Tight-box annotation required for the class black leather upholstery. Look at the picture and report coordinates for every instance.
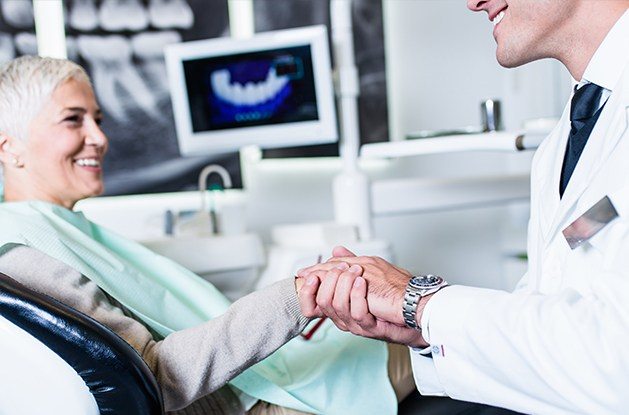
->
[0,272,164,415]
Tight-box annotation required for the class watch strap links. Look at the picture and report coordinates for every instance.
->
[402,275,447,331]
[403,290,421,330]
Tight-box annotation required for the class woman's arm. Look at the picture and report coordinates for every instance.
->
[149,277,310,409]
[0,245,310,411]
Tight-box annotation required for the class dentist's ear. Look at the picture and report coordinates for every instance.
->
[0,133,25,168]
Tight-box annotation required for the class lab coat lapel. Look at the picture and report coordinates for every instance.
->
[543,66,629,244]
[536,103,570,242]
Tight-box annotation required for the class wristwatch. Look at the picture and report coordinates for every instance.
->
[402,274,448,330]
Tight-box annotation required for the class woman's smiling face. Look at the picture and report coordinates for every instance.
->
[21,78,108,208]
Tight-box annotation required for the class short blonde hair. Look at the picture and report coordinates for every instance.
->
[0,55,90,142]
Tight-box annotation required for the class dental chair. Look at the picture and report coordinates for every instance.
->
[0,271,164,415]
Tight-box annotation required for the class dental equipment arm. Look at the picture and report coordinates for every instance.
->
[360,131,547,159]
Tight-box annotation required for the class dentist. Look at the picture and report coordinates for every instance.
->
[299,0,629,413]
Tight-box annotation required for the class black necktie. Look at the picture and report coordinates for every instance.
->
[559,83,606,197]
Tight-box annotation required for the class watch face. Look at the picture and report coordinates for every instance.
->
[409,274,443,289]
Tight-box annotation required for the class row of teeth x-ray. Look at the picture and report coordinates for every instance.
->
[0,0,196,124]
[0,0,193,32]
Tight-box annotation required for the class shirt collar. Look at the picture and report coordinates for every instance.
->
[581,9,629,91]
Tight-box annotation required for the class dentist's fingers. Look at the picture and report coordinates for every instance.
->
[324,245,357,263]
[296,247,357,277]
[332,264,362,323]
[297,257,368,278]
[297,260,345,278]
[297,275,322,318]
[347,278,423,346]
[316,263,349,330]
[349,277,377,330]
[331,245,357,259]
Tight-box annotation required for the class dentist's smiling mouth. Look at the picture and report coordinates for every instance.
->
[493,9,506,26]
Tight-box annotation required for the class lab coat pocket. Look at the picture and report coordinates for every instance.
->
[560,218,628,296]
[587,215,629,272]
[589,185,629,271]
[572,183,629,263]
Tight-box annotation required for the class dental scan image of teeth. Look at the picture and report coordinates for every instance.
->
[184,46,319,133]
[253,0,389,160]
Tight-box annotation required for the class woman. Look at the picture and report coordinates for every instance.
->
[0,56,413,414]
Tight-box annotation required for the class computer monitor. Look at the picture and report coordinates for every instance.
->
[165,25,337,156]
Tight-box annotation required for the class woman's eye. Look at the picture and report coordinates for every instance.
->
[64,115,82,124]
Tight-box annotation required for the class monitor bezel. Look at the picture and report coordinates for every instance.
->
[165,25,337,156]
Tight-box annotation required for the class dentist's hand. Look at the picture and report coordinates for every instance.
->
[298,247,412,326]
[298,246,426,347]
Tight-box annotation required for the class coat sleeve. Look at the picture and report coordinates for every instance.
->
[411,276,629,415]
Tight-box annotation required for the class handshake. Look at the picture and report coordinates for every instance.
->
[296,246,433,349]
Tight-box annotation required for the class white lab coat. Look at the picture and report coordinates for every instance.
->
[410,18,629,415]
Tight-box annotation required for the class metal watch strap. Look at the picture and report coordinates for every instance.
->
[402,275,447,331]
[402,290,422,330]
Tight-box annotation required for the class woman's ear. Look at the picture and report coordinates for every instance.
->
[0,133,25,168]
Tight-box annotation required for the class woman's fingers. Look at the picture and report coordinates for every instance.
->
[297,275,321,318]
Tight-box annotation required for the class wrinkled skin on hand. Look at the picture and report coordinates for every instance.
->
[297,246,426,348]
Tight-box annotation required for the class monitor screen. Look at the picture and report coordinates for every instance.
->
[166,26,337,156]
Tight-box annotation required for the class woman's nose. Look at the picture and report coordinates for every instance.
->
[85,122,108,148]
